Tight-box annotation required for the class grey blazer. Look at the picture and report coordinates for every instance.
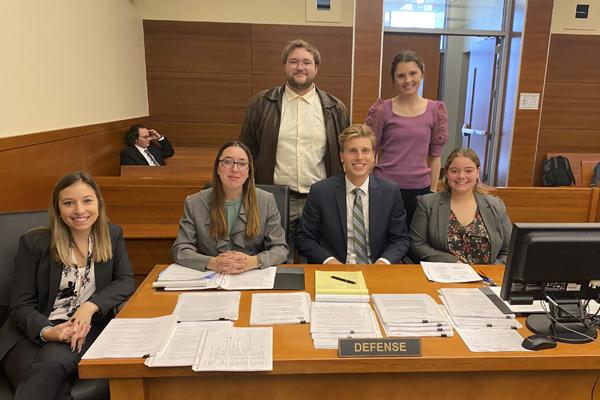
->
[410,192,512,264]
[172,188,289,270]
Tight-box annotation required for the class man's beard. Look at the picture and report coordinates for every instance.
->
[287,73,314,91]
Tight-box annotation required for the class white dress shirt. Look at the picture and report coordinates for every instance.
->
[273,85,327,193]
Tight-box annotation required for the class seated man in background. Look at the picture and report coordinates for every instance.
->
[296,124,410,264]
[120,124,174,166]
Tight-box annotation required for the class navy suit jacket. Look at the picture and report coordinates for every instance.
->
[295,174,410,264]
[120,137,175,166]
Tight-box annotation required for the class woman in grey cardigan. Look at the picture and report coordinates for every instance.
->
[172,141,288,273]
[410,148,512,264]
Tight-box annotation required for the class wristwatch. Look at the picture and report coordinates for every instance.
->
[39,325,53,342]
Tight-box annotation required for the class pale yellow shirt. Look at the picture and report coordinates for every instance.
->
[273,85,327,193]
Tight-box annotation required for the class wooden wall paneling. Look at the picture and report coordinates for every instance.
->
[0,138,83,211]
[0,118,146,212]
[80,129,124,176]
[101,184,196,224]
[148,121,240,147]
[250,25,353,77]
[352,0,384,122]
[506,0,553,186]
[147,71,252,122]
[143,20,252,74]
[380,33,441,101]
[545,34,600,83]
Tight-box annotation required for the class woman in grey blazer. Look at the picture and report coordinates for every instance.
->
[410,148,512,264]
[0,171,135,400]
[172,141,288,273]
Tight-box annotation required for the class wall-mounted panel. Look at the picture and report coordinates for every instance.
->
[144,21,252,74]
[147,72,252,122]
[546,34,600,82]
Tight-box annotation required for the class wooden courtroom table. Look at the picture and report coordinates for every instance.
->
[79,265,600,400]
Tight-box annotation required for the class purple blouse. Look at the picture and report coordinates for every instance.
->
[366,98,448,189]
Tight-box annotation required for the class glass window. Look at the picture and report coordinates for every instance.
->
[384,0,506,32]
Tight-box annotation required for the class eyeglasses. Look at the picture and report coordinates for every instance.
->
[287,59,314,68]
[219,159,249,171]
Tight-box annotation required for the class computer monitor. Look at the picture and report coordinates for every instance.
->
[500,223,600,343]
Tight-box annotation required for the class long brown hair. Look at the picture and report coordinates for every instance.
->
[441,148,488,194]
[209,141,260,239]
[49,171,112,267]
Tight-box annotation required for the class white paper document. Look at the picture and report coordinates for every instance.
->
[439,288,510,319]
[173,291,241,322]
[153,264,277,291]
[250,292,311,325]
[144,321,234,367]
[372,294,454,337]
[82,315,176,359]
[456,328,528,352]
[192,327,273,371]
[421,262,482,283]
[310,302,381,349]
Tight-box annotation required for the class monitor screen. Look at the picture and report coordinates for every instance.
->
[500,223,600,305]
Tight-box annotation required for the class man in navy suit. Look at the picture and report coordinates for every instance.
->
[120,124,175,166]
[296,124,410,264]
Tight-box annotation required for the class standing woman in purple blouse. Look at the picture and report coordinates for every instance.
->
[366,50,448,224]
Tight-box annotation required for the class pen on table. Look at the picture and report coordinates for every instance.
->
[331,275,356,284]
[202,272,217,280]
[476,270,497,286]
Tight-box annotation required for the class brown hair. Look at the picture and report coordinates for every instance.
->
[281,39,321,66]
[390,49,425,79]
[338,123,375,151]
[441,148,488,194]
[49,171,112,267]
[209,141,260,240]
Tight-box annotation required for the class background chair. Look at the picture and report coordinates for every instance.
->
[256,184,292,263]
[0,211,109,400]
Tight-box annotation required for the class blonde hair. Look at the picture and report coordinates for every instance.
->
[441,148,488,194]
[209,141,260,240]
[49,171,112,267]
[338,123,375,151]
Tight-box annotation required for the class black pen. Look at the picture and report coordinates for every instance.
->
[331,275,356,284]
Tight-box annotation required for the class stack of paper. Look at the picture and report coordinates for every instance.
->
[314,270,369,302]
[439,288,526,352]
[421,262,482,283]
[310,302,382,349]
[192,326,273,372]
[153,263,278,291]
[173,292,241,321]
[83,316,273,371]
[250,292,311,325]
[371,294,453,337]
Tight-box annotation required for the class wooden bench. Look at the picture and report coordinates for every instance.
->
[164,146,217,167]
[96,178,600,281]
[581,160,600,188]
[547,152,600,187]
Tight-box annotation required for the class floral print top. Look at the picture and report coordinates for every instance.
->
[48,237,96,321]
[447,210,491,264]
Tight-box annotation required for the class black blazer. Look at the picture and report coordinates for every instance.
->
[0,224,135,362]
[120,137,175,166]
[295,174,411,264]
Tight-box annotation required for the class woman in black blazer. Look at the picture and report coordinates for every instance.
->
[0,171,135,400]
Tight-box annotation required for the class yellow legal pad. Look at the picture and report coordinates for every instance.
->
[314,270,369,296]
